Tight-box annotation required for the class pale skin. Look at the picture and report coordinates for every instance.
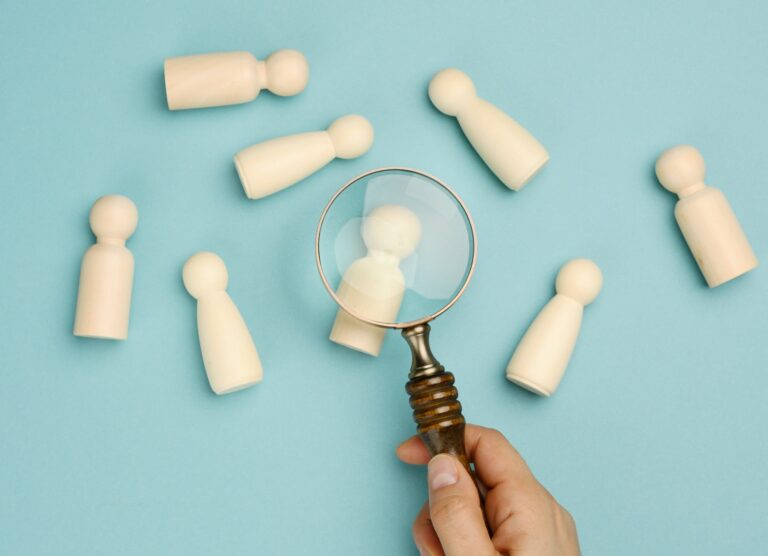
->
[396,425,580,556]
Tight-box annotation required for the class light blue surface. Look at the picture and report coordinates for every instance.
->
[1,1,766,554]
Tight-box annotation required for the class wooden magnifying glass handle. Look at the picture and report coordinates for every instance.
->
[403,324,472,477]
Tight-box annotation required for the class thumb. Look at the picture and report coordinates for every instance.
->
[427,454,496,556]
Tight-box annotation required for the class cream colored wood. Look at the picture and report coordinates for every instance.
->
[428,68,549,191]
[73,195,138,340]
[234,115,374,200]
[330,205,421,356]
[656,145,758,287]
[330,261,404,356]
[506,259,602,396]
[164,49,309,110]
[183,252,263,395]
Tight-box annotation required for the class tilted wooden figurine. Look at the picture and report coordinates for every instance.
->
[234,114,374,200]
[330,205,422,356]
[507,259,603,396]
[164,49,309,110]
[655,145,758,287]
[183,252,263,395]
[73,195,138,340]
[428,68,549,191]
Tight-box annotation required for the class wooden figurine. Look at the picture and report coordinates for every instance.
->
[330,205,422,356]
[428,68,549,191]
[183,252,263,394]
[164,49,309,110]
[655,145,758,287]
[234,114,374,200]
[74,195,138,340]
[506,259,603,396]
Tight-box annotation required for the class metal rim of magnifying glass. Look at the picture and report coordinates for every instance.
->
[315,166,478,330]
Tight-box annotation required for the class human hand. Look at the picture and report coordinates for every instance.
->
[396,424,580,556]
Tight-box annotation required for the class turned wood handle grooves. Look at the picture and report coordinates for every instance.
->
[407,373,461,428]
[403,324,470,473]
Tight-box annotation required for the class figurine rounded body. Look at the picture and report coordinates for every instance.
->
[506,295,582,396]
[330,255,406,356]
[675,186,758,287]
[183,252,263,394]
[74,242,134,339]
[73,195,138,340]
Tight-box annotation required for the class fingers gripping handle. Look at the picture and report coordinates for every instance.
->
[403,324,471,475]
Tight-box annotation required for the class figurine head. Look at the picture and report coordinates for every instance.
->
[655,145,706,197]
[265,49,310,96]
[362,205,422,260]
[183,251,229,299]
[555,259,603,305]
[327,115,375,159]
[428,68,477,116]
[90,194,138,242]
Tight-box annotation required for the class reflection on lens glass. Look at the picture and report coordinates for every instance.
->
[318,168,475,327]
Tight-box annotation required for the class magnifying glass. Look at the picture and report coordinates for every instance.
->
[315,167,477,473]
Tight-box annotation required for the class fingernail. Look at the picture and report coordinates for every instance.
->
[428,454,458,490]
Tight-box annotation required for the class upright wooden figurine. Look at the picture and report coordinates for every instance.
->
[655,145,758,287]
[164,49,309,110]
[73,195,138,340]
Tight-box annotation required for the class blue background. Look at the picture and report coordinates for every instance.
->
[1,1,766,554]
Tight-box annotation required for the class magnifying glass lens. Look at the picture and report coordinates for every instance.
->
[317,168,475,328]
